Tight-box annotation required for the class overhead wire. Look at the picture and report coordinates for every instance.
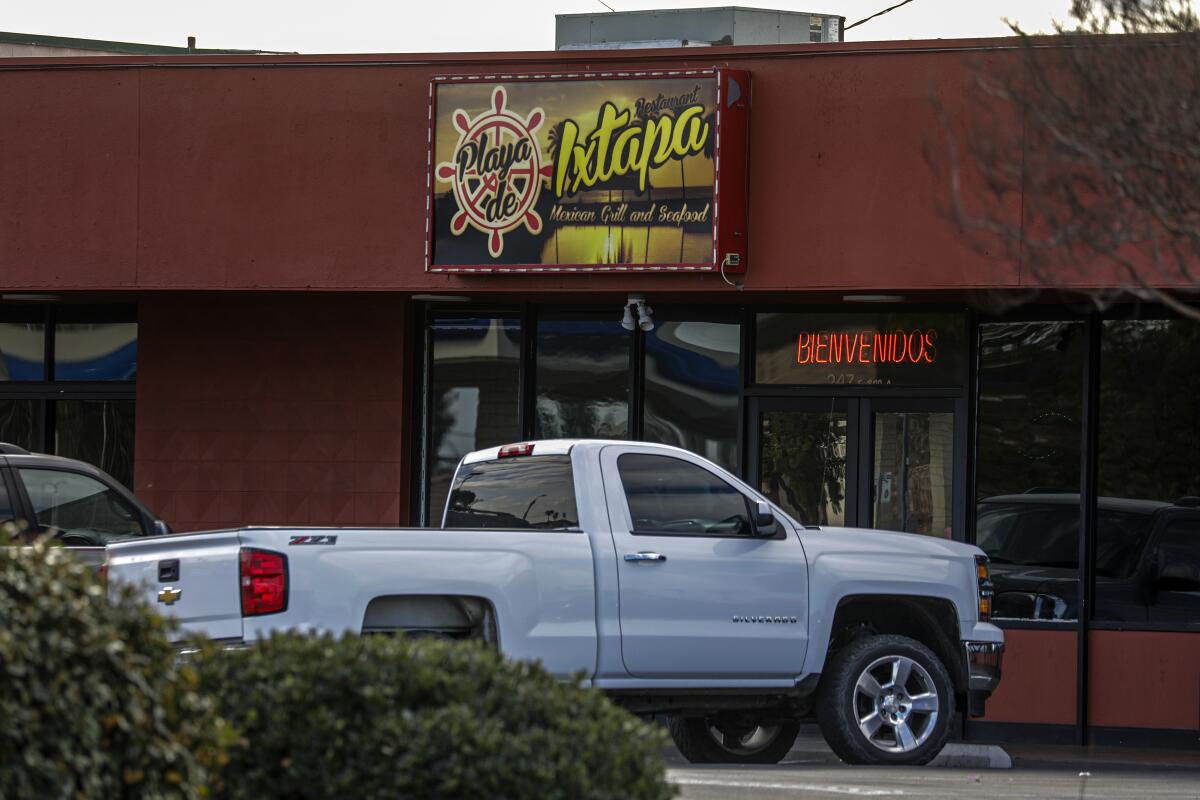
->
[846,0,920,31]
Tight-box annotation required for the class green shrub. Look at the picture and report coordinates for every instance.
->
[193,633,676,800]
[0,539,223,799]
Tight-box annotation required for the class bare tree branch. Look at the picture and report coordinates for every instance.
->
[933,0,1200,319]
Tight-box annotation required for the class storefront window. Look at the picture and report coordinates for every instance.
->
[643,318,740,472]
[0,307,46,381]
[55,399,136,487]
[534,317,629,439]
[426,317,522,523]
[1096,319,1200,623]
[54,306,138,380]
[975,321,1085,620]
[0,305,136,485]
[0,399,38,452]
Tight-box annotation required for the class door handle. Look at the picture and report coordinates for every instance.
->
[624,552,667,563]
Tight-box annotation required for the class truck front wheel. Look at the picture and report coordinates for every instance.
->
[816,633,954,765]
[667,716,799,764]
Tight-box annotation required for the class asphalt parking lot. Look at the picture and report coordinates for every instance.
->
[665,728,1200,799]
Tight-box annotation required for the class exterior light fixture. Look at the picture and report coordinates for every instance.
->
[621,295,654,332]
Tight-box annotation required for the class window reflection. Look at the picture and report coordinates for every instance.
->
[975,321,1085,620]
[643,319,740,472]
[0,399,38,452]
[0,306,46,381]
[535,318,629,439]
[1096,319,1200,623]
[445,455,579,530]
[427,318,522,523]
[55,399,136,487]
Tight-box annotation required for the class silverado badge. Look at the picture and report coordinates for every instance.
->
[157,586,182,606]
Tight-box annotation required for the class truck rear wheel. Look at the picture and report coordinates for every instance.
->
[667,715,799,764]
[816,633,954,765]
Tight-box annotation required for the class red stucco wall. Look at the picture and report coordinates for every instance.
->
[133,295,409,532]
[0,41,1032,294]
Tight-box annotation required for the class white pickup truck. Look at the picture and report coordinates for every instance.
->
[107,439,1003,766]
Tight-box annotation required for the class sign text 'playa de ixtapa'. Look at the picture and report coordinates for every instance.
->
[426,69,750,273]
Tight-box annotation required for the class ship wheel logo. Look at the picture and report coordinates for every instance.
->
[436,86,553,258]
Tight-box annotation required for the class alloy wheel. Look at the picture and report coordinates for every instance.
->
[852,654,939,754]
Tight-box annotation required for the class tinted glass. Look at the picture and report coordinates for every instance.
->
[534,318,629,439]
[0,306,46,381]
[427,317,522,523]
[618,453,752,536]
[759,407,847,526]
[0,475,17,540]
[0,399,39,452]
[873,411,954,537]
[974,322,1085,620]
[53,306,137,380]
[644,319,740,472]
[1147,514,1200,623]
[756,312,966,387]
[55,399,136,488]
[445,456,578,530]
[18,468,145,546]
[1096,319,1200,623]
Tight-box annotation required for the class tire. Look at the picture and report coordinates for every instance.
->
[816,634,954,766]
[667,715,800,764]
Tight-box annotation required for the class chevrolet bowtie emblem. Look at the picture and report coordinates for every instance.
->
[157,586,182,606]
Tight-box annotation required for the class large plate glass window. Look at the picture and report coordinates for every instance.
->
[534,317,629,439]
[0,305,137,487]
[1096,319,1200,623]
[426,316,522,523]
[974,321,1085,621]
[643,316,741,472]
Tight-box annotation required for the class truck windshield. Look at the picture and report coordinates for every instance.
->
[444,455,579,531]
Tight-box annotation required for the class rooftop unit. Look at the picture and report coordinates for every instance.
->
[556,6,844,50]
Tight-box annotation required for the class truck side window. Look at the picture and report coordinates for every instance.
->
[618,453,752,537]
[17,468,145,546]
[444,455,579,531]
[0,476,19,543]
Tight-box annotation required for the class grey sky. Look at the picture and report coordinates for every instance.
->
[3,1,1075,54]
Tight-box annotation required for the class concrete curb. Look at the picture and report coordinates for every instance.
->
[929,743,1013,769]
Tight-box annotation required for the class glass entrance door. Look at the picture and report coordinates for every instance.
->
[755,398,852,527]
[749,398,962,537]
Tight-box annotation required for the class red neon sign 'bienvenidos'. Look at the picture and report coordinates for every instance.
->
[797,330,939,365]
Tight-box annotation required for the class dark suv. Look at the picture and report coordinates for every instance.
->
[976,493,1200,624]
[0,443,168,566]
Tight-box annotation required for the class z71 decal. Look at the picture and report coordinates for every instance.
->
[289,535,338,546]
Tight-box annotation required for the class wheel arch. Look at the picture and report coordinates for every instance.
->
[360,594,499,645]
[816,594,967,698]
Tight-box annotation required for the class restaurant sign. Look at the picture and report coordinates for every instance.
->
[426,69,750,273]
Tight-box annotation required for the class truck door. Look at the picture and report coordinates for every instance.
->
[600,445,808,680]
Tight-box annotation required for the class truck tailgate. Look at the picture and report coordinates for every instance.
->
[106,531,243,642]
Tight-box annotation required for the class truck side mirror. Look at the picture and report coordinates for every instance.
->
[754,501,778,536]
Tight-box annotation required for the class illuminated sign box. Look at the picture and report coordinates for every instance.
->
[425,69,750,273]
[755,313,967,386]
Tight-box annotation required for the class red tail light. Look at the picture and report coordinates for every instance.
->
[498,442,535,458]
[240,548,288,616]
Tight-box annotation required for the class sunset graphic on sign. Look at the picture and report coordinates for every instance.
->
[429,73,719,270]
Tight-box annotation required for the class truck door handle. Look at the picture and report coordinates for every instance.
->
[624,552,667,563]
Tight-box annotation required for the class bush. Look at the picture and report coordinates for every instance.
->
[193,633,676,800]
[0,539,222,799]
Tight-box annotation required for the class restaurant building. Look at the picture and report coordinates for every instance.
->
[0,34,1196,747]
